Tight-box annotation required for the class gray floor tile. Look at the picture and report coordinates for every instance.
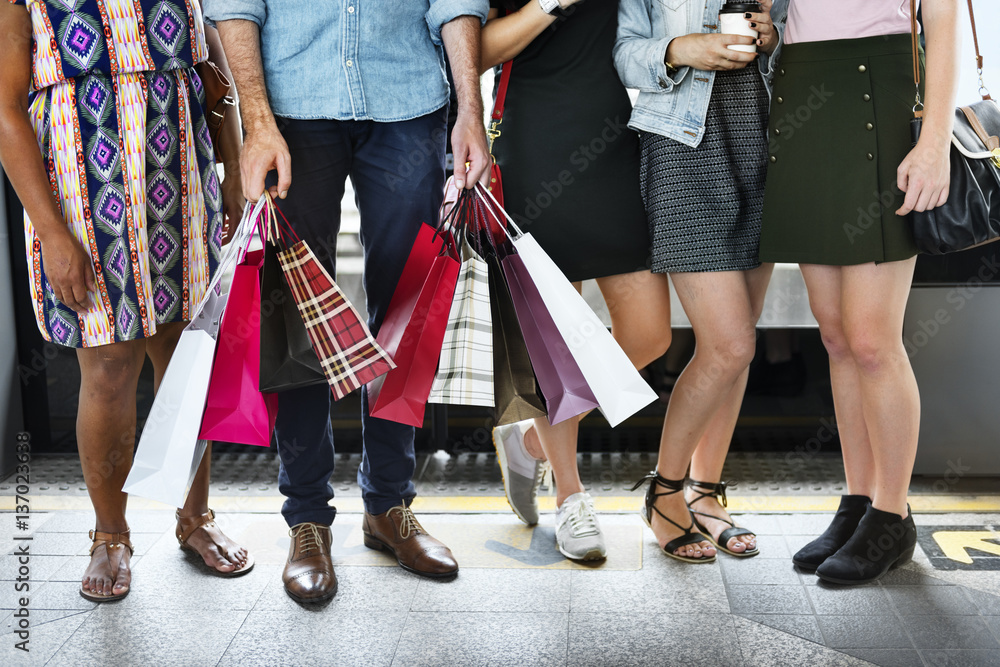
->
[411,568,570,613]
[27,581,100,611]
[779,514,838,536]
[878,567,951,586]
[784,534,815,557]
[806,585,895,615]
[1,608,90,635]
[395,612,567,667]
[252,565,419,612]
[568,613,739,667]
[0,611,88,667]
[733,616,872,667]
[726,585,811,615]
[884,585,980,616]
[902,615,999,650]
[815,615,912,649]
[219,609,407,667]
[106,558,275,611]
[47,607,247,667]
[570,567,728,614]
[743,534,790,559]
[964,588,1000,615]
[918,650,1000,667]
[732,513,783,536]
[0,554,70,582]
[718,556,801,586]
[738,614,824,644]
[5,533,88,557]
[840,648,921,667]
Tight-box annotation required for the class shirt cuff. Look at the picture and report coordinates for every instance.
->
[426,0,490,46]
[203,0,266,27]
[653,37,690,92]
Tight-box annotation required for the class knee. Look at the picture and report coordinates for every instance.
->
[704,330,757,375]
[843,328,897,376]
[81,348,143,403]
[632,329,672,370]
[813,310,851,361]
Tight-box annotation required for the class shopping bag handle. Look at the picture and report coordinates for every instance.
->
[475,184,523,240]
[261,192,302,249]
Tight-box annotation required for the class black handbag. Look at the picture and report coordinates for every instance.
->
[258,241,327,393]
[908,0,1000,255]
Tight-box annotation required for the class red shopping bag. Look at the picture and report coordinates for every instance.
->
[199,247,279,447]
[368,223,462,426]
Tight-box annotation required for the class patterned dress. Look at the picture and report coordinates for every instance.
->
[10,0,223,348]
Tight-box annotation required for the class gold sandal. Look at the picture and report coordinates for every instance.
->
[80,529,133,603]
[175,509,254,577]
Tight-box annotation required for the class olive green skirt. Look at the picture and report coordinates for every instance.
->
[759,34,924,265]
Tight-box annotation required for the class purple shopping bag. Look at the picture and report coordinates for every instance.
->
[501,252,600,425]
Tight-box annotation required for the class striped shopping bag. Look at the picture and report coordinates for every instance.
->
[427,234,493,407]
[267,198,394,400]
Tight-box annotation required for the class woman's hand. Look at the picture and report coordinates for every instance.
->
[220,166,245,245]
[749,0,777,54]
[39,227,97,314]
[666,33,758,71]
[896,138,951,215]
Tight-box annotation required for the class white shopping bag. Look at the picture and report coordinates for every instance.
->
[123,199,264,506]
[476,186,657,427]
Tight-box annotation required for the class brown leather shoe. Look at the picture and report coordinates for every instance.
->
[362,505,458,578]
[283,523,337,603]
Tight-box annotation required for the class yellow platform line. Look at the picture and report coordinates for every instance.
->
[4,495,1000,513]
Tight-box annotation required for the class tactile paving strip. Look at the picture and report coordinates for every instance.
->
[6,452,996,497]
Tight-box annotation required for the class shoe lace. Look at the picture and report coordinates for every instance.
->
[389,506,424,540]
[563,497,600,538]
[289,523,325,555]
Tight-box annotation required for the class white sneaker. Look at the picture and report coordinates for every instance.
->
[492,420,548,526]
[555,492,606,561]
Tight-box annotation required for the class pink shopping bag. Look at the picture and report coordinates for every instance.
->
[199,247,279,447]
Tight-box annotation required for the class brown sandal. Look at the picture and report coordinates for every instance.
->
[175,509,254,577]
[80,529,133,603]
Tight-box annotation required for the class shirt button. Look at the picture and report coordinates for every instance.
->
[866,153,874,160]
[346,59,353,67]
[658,77,667,88]
[866,123,874,131]
[863,93,871,101]
[347,5,354,12]
[776,96,783,104]
[858,65,867,73]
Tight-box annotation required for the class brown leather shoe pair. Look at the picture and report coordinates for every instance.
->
[363,505,458,578]
[283,522,337,603]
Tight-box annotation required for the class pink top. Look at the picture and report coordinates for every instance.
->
[785,0,919,45]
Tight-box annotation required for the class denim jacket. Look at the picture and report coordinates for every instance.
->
[203,0,489,122]
[614,0,788,147]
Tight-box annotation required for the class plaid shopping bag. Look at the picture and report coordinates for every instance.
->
[267,199,394,400]
[428,234,493,407]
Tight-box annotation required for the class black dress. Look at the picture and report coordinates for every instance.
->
[490,0,649,282]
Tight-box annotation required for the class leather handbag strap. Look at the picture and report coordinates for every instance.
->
[910,0,991,108]
[491,60,512,123]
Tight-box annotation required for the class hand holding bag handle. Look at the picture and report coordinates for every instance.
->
[908,0,1000,254]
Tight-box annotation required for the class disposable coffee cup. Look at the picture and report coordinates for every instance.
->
[719,1,761,53]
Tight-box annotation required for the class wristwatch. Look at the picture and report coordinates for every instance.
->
[538,0,560,14]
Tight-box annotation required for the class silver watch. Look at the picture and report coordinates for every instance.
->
[538,0,560,14]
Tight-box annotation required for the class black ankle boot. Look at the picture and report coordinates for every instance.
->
[815,505,917,585]
[792,495,870,571]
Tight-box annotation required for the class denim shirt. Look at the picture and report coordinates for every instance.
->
[614,0,788,147]
[203,0,489,122]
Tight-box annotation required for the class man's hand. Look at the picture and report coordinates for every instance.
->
[452,113,490,189]
[240,122,291,203]
[39,228,97,314]
[440,15,490,190]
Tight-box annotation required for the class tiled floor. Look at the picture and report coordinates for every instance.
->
[2,508,1000,666]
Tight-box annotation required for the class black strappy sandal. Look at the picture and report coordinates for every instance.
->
[686,480,759,558]
[630,471,716,564]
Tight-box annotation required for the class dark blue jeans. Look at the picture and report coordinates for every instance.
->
[269,107,448,526]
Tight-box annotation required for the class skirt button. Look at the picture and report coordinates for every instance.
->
[858,65,867,73]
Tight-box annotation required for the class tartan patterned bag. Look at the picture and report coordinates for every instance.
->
[267,198,394,401]
[427,232,493,407]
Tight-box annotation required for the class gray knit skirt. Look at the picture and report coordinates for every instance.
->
[640,65,770,273]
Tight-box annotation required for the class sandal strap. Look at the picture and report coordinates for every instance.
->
[718,526,755,546]
[664,530,712,555]
[88,528,133,555]
[632,470,699,535]
[691,508,737,529]
[687,479,728,507]
[175,509,217,546]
